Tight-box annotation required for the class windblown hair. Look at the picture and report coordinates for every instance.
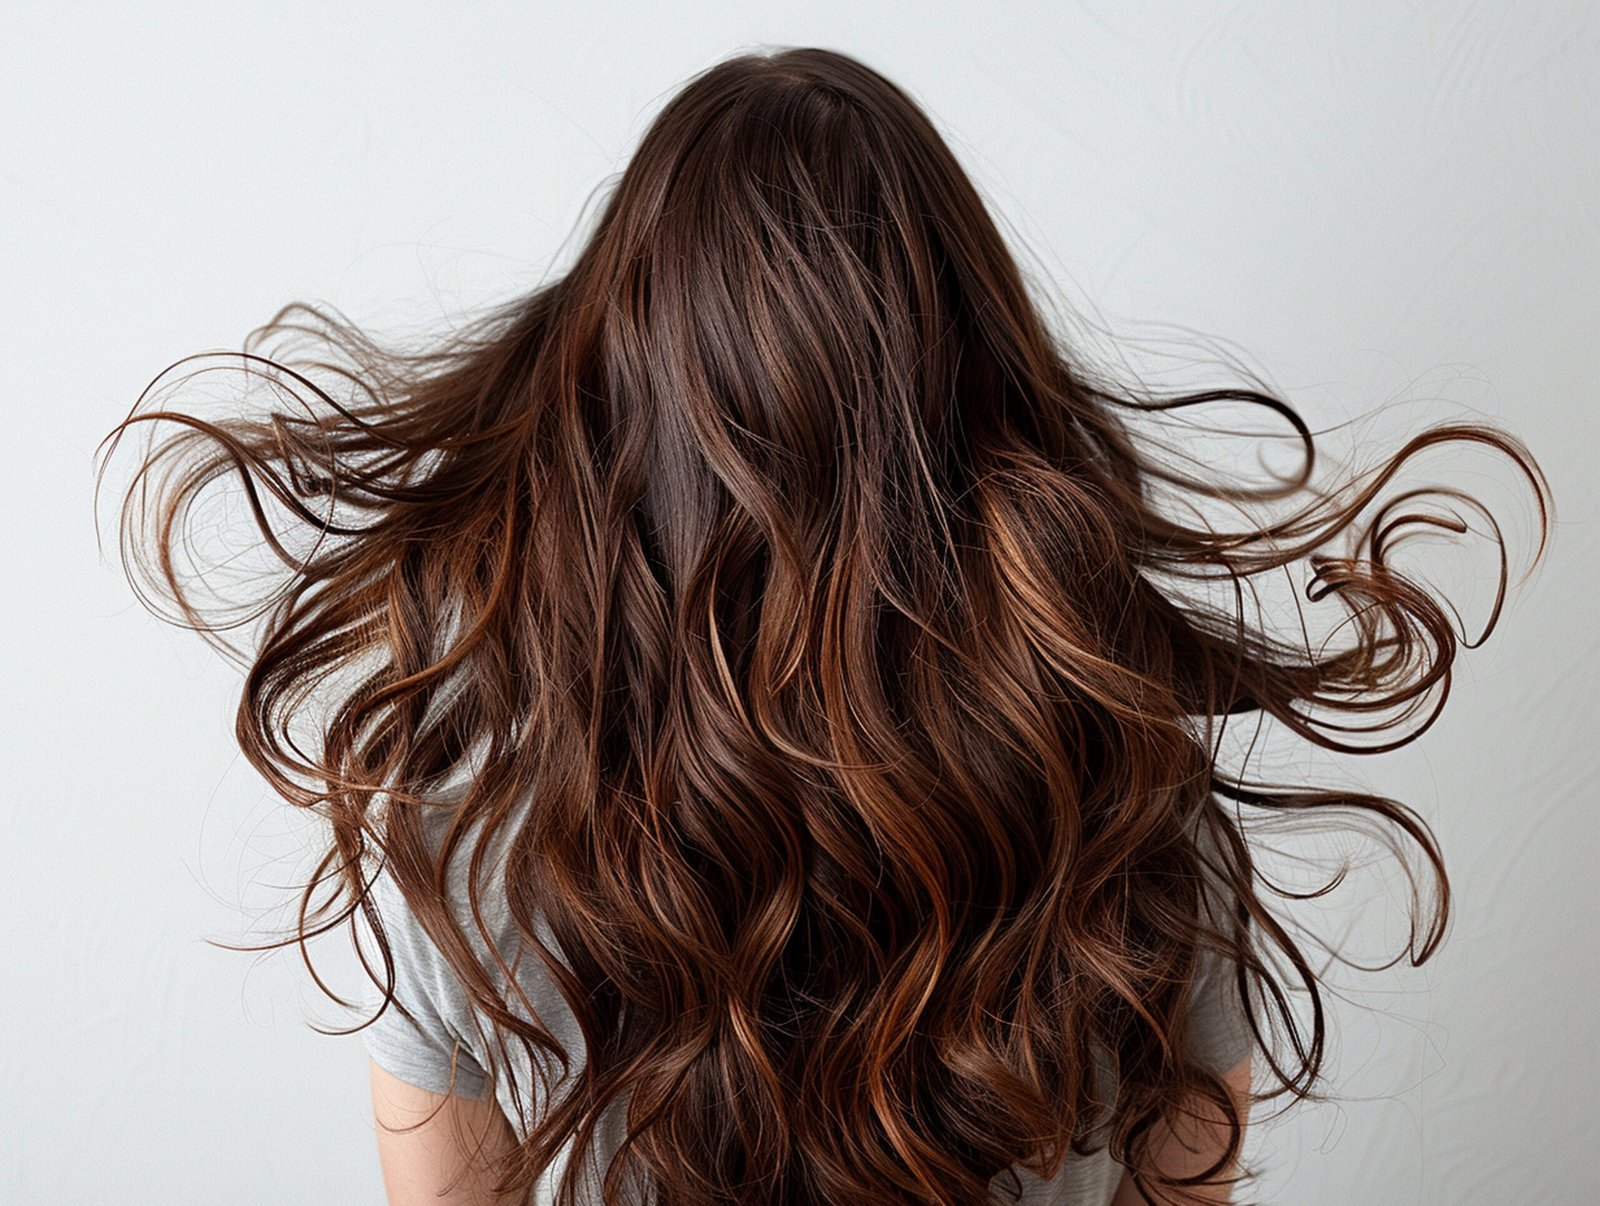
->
[95,46,1551,1206]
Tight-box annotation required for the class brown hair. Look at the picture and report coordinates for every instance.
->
[94,46,1552,1205]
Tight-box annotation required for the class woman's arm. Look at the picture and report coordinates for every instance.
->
[369,1059,522,1205]
[1110,1052,1253,1205]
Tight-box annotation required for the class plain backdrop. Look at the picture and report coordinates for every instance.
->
[4,3,1595,1203]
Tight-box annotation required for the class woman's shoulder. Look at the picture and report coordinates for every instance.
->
[367,788,584,1071]
[374,786,551,986]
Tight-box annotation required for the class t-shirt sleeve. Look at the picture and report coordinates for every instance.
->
[1185,932,1255,1074]
[359,860,492,1100]
[1183,816,1256,1075]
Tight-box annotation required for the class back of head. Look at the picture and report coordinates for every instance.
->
[97,45,1552,1206]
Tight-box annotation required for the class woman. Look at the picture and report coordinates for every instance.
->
[96,46,1551,1206]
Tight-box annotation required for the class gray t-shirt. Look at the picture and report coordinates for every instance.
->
[360,800,1254,1205]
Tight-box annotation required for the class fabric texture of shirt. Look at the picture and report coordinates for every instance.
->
[359,797,1255,1205]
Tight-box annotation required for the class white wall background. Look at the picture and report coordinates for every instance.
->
[4,2,1594,1202]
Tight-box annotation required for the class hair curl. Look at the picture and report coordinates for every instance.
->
[94,46,1552,1206]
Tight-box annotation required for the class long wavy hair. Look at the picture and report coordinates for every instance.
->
[95,46,1552,1206]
